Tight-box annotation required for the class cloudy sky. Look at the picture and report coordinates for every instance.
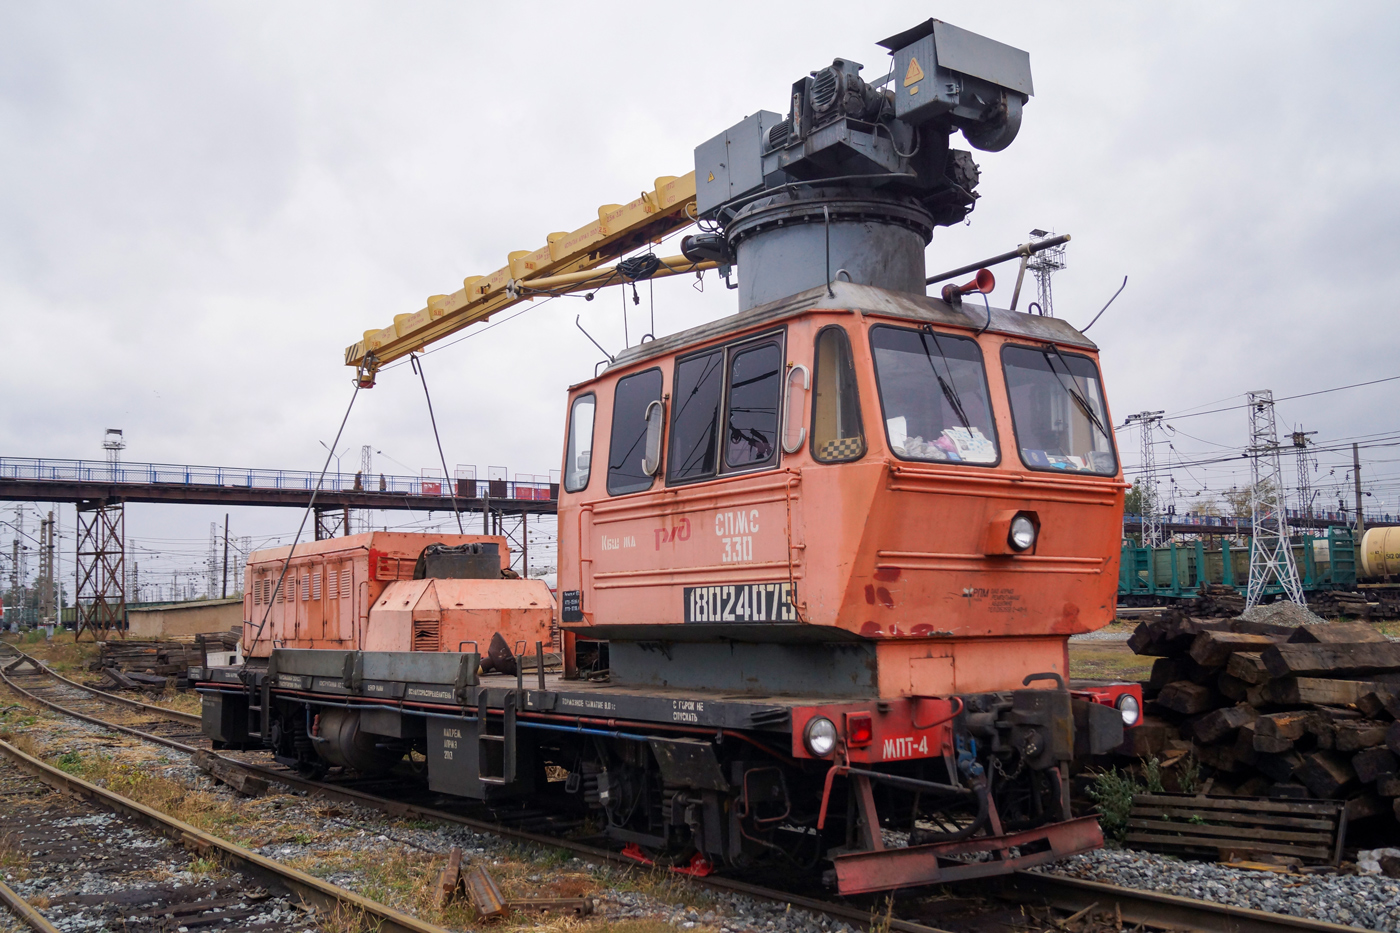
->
[2,2,1399,590]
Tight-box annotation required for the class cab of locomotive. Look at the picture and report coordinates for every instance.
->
[555,283,1125,696]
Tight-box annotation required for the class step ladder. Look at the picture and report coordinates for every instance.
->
[475,687,516,786]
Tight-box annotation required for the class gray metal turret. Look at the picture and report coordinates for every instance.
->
[683,19,1033,310]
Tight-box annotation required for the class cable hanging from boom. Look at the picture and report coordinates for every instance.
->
[411,353,465,534]
[240,379,362,666]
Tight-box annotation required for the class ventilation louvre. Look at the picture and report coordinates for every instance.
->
[412,618,441,652]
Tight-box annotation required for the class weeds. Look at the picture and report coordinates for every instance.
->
[1086,767,1140,842]
[870,894,896,933]
[0,834,28,881]
[322,901,376,933]
[189,856,221,875]
[1140,756,1165,793]
[49,751,247,834]
[1178,754,1201,795]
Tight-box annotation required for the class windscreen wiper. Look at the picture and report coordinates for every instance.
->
[918,325,972,430]
[1040,345,1111,444]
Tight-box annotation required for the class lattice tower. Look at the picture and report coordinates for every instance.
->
[355,445,374,534]
[76,499,125,639]
[8,508,21,604]
[207,522,220,598]
[1291,428,1317,528]
[1124,411,1164,546]
[1026,228,1067,317]
[38,512,55,622]
[1246,391,1305,608]
[103,428,125,469]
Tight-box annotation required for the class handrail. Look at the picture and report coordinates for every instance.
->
[0,457,560,500]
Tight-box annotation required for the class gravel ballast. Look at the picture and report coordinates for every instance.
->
[1044,848,1400,931]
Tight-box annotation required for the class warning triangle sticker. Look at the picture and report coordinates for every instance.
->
[707,171,715,182]
[903,56,924,87]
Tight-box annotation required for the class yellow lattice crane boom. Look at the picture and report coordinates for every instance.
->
[345,172,710,384]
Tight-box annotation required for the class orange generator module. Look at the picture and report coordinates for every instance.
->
[240,533,552,659]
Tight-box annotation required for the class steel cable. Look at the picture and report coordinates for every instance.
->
[410,353,465,533]
[240,380,361,665]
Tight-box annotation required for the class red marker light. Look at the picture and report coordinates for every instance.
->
[847,713,873,747]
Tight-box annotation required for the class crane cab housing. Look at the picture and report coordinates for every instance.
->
[558,280,1124,705]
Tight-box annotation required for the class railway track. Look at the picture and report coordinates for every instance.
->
[0,733,455,932]
[0,643,1368,933]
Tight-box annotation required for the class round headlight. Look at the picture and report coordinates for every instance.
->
[1009,515,1037,551]
[1117,693,1141,727]
[804,716,838,757]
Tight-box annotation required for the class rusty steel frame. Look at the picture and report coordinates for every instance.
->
[314,505,353,541]
[74,498,124,641]
[832,815,1104,894]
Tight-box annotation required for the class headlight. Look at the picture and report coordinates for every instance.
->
[804,716,838,757]
[1117,693,1141,727]
[1009,514,1037,551]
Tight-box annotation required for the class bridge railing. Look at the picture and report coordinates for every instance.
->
[0,457,560,501]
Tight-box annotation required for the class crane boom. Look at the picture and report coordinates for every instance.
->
[345,172,702,382]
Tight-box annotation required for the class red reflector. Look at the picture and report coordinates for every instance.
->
[847,713,873,747]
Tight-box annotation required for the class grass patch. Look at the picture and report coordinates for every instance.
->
[142,689,203,716]
[0,833,29,882]
[1068,642,1154,682]
[3,632,99,674]
[48,750,249,834]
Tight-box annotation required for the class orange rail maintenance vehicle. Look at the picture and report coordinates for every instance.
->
[197,18,1139,894]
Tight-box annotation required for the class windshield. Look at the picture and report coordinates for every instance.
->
[870,325,998,465]
[1002,344,1116,475]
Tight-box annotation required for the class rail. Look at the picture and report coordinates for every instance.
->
[0,457,559,501]
[1000,872,1361,933]
[0,875,59,933]
[0,737,456,933]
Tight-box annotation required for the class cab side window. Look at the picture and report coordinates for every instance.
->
[811,326,865,462]
[563,393,595,493]
[667,350,723,484]
[607,369,663,495]
[725,341,782,470]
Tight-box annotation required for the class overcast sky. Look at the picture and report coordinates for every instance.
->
[3,2,1399,589]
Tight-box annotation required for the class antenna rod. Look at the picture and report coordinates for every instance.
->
[926,234,1071,285]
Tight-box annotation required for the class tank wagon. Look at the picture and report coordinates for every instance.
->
[197,18,1140,894]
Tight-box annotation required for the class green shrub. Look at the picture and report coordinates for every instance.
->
[1087,767,1140,842]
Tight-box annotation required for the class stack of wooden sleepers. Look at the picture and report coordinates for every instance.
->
[1127,613,1400,827]
[89,640,202,691]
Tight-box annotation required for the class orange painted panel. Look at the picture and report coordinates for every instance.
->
[557,303,1125,696]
